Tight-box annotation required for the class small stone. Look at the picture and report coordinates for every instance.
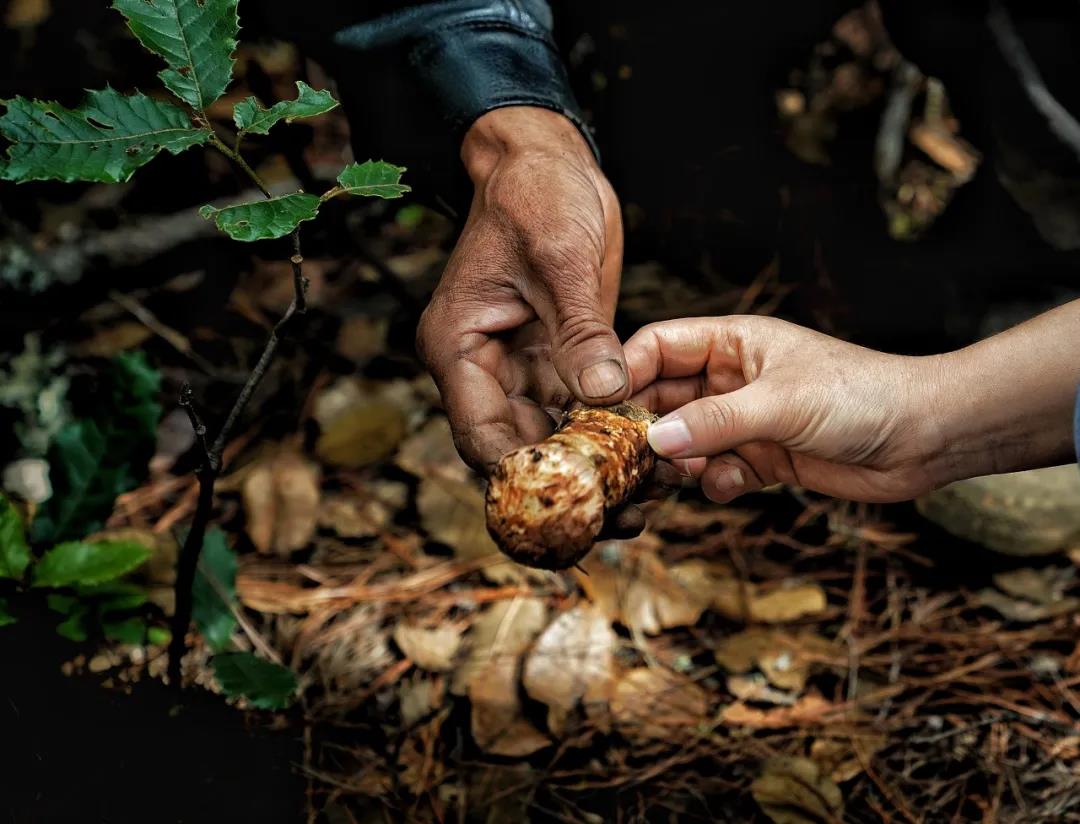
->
[917,465,1080,556]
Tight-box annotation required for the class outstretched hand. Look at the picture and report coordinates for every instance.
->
[417,107,628,473]
[624,316,948,503]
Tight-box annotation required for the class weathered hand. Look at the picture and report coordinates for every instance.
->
[418,107,627,472]
[624,316,948,503]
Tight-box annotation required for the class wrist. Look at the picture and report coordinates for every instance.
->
[462,106,597,185]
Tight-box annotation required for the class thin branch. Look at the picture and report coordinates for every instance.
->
[169,133,310,689]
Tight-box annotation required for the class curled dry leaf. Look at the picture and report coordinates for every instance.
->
[522,605,618,736]
[242,447,321,556]
[721,693,835,729]
[457,597,551,757]
[610,667,710,744]
[751,756,843,824]
[393,623,463,673]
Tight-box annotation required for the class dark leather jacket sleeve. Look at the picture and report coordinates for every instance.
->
[252,1,593,216]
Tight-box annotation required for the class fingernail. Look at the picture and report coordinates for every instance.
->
[579,360,626,399]
[648,415,692,456]
[713,465,745,494]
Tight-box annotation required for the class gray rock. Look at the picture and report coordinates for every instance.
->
[916,464,1080,556]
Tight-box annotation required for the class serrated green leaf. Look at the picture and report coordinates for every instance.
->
[200,192,320,241]
[233,81,338,136]
[192,528,236,653]
[325,160,410,200]
[56,605,90,641]
[0,494,30,581]
[112,0,239,110]
[33,352,161,544]
[33,540,150,588]
[0,598,16,628]
[212,652,296,710]
[0,89,209,184]
[103,615,147,645]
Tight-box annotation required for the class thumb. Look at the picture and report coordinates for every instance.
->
[539,279,629,405]
[647,382,781,459]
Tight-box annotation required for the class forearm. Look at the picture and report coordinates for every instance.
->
[924,299,1080,485]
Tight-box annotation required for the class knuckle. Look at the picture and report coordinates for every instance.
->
[552,311,613,352]
[695,397,737,442]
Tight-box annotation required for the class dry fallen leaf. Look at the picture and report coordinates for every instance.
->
[975,588,1080,623]
[749,583,828,624]
[242,447,321,556]
[810,733,886,783]
[393,623,463,672]
[395,416,471,484]
[715,629,836,693]
[993,566,1074,606]
[648,498,759,537]
[73,322,152,358]
[522,605,618,736]
[398,673,445,728]
[417,474,544,586]
[335,314,388,363]
[582,537,715,635]
[751,756,843,824]
[610,667,710,744]
[721,693,834,729]
[315,402,407,469]
[727,673,797,706]
[459,597,551,756]
[318,481,406,540]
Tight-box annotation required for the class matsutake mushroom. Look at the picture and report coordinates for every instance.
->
[485,402,657,569]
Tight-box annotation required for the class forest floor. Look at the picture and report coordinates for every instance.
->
[2,6,1079,823]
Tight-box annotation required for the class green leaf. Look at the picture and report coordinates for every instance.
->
[103,615,147,645]
[0,89,209,184]
[33,540,151,588]
[0,495,30,580]
[147,625,171,645]
[46,593,79,614]
[192,528,236,652]
[233,81,338,135]
[33,352,161,544]
[0,598,16,628]
[325,160,410,200]
[199,193,321,241]
[56,605,90,641]
[112,0,239,110]
[212,652,297,710]
[97,591,148,615]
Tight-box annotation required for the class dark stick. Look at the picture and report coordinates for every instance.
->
[167,140,308,689]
